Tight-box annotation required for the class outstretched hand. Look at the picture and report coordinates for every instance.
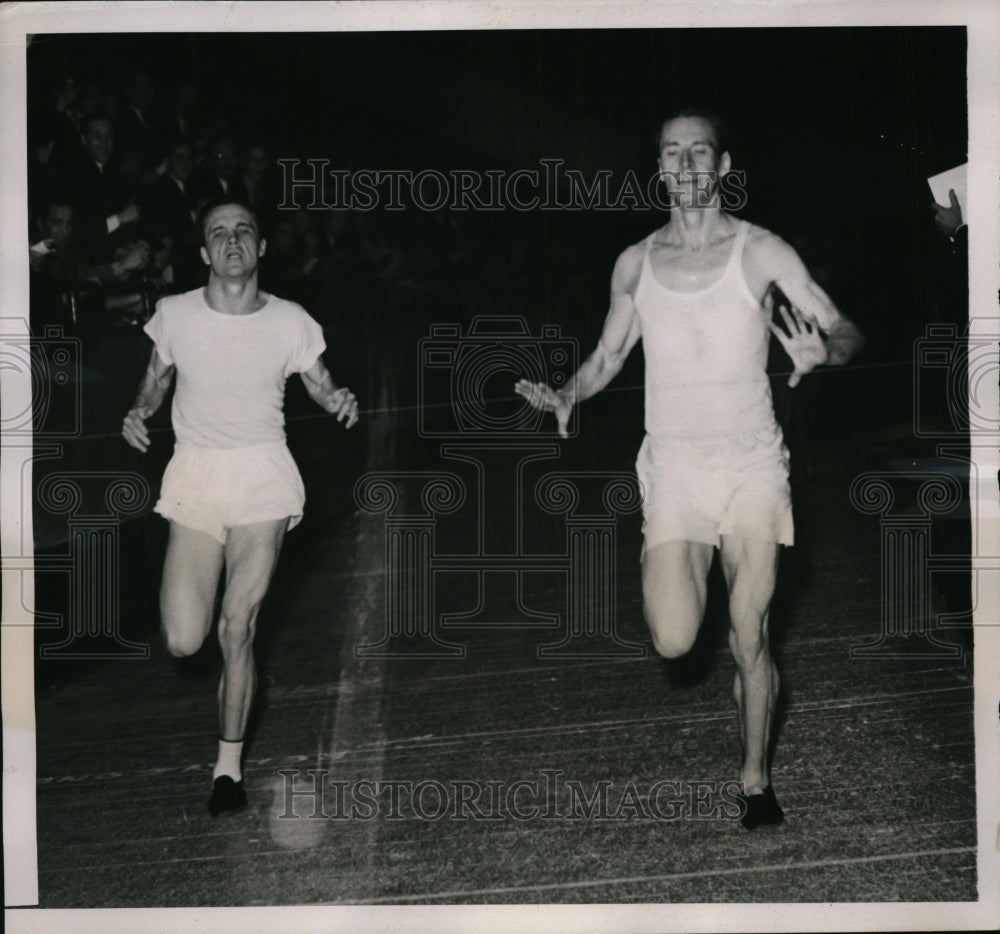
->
[768,303,828,388]
[330,386,359,428]
[514,379,573,438]
[122,406,152,452]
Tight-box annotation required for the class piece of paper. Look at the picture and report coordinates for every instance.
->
[928,162,967,211]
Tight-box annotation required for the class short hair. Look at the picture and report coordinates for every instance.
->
[656,108,730,156]
[81,111,114,135]
[206,131,237,153]
[196,196,259,245]
[164,135,195,157]
[241,139,270,157]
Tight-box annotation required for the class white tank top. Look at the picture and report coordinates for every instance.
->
[633,219,775,437]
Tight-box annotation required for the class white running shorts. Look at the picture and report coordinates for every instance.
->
[154,441,306,544]
[635,422,794,551]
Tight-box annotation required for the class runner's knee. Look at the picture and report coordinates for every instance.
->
[728,624,768,670]
[159,592,213,658]
[162,625,206,658]
[218,619,256,657]
[644,603,700,658]
[651,628,698,659]
[218,588,265,652]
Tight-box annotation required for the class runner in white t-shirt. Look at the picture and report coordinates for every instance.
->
[122,199,359,816]
[517,110,864,828]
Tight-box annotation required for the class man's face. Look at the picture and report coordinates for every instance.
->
[657,116,730,205]
[128,74,153,111]
[167,143,194,182]
[84,118,114,165]
[43,205,73,248]
[210,139,238,181]
[200,203,266,278]
[242,146,271,183]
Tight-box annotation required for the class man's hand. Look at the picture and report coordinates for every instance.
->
[118,203,141,227]
[514,379,573,438]
[114,241,151,278]
[330,386,359,428]
[29,240,53,272]
[932,188,964,239]
[122,405,152,452]
[768,303,828,388]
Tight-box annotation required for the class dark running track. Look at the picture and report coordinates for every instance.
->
[31,325,975,907]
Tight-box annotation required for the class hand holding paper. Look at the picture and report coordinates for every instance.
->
[928,164,967,239]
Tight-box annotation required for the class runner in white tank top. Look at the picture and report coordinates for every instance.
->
[517,110,864,829]
[634,217,774,438]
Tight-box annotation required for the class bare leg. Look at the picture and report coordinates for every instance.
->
[160,521,224,657]
[641,540,715,659]
[217,518,287,743]
[719,535,780,795]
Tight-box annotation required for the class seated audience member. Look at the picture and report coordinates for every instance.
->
[116,70,166,188]
[68,112,143,266]
[140,137,203,292]
[30,195,152,335]
[197,132,242,203]
[238,140,278,218]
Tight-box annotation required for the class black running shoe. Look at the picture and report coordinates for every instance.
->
[208,775,247,817]
[739,785,784,830]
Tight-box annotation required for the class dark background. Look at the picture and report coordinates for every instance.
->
[26,26,971,663]
[27,27,968,356]
[24,27,978,909]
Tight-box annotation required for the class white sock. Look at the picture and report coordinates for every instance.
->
[213,738,243,781]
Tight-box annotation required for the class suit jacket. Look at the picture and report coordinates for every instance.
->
[195,171,247,209]
[116,106,165,174]
[68,157,133,264]
[140,174,202,291]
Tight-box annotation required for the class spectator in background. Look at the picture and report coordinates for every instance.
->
[259,215,302,298]
[69,113,144,266]
[117,71,166,189]
[31,72,83,183]
[30,195,79,330]
[30,195,151,338]
[160,83,203,153]
[320,209,357,275]
[932,189,967,256]
[141,137,202,293]
[238,140,276,218]
[198,133,241,203]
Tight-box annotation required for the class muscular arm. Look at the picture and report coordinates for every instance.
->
[300,356,359,427]
[759,236,865,387]
[768,237,865,367]
[121,347,174,451]
[515,245,642,436]
[560,257,642,405]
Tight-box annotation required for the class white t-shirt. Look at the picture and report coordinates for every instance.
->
[144,287,326,448]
